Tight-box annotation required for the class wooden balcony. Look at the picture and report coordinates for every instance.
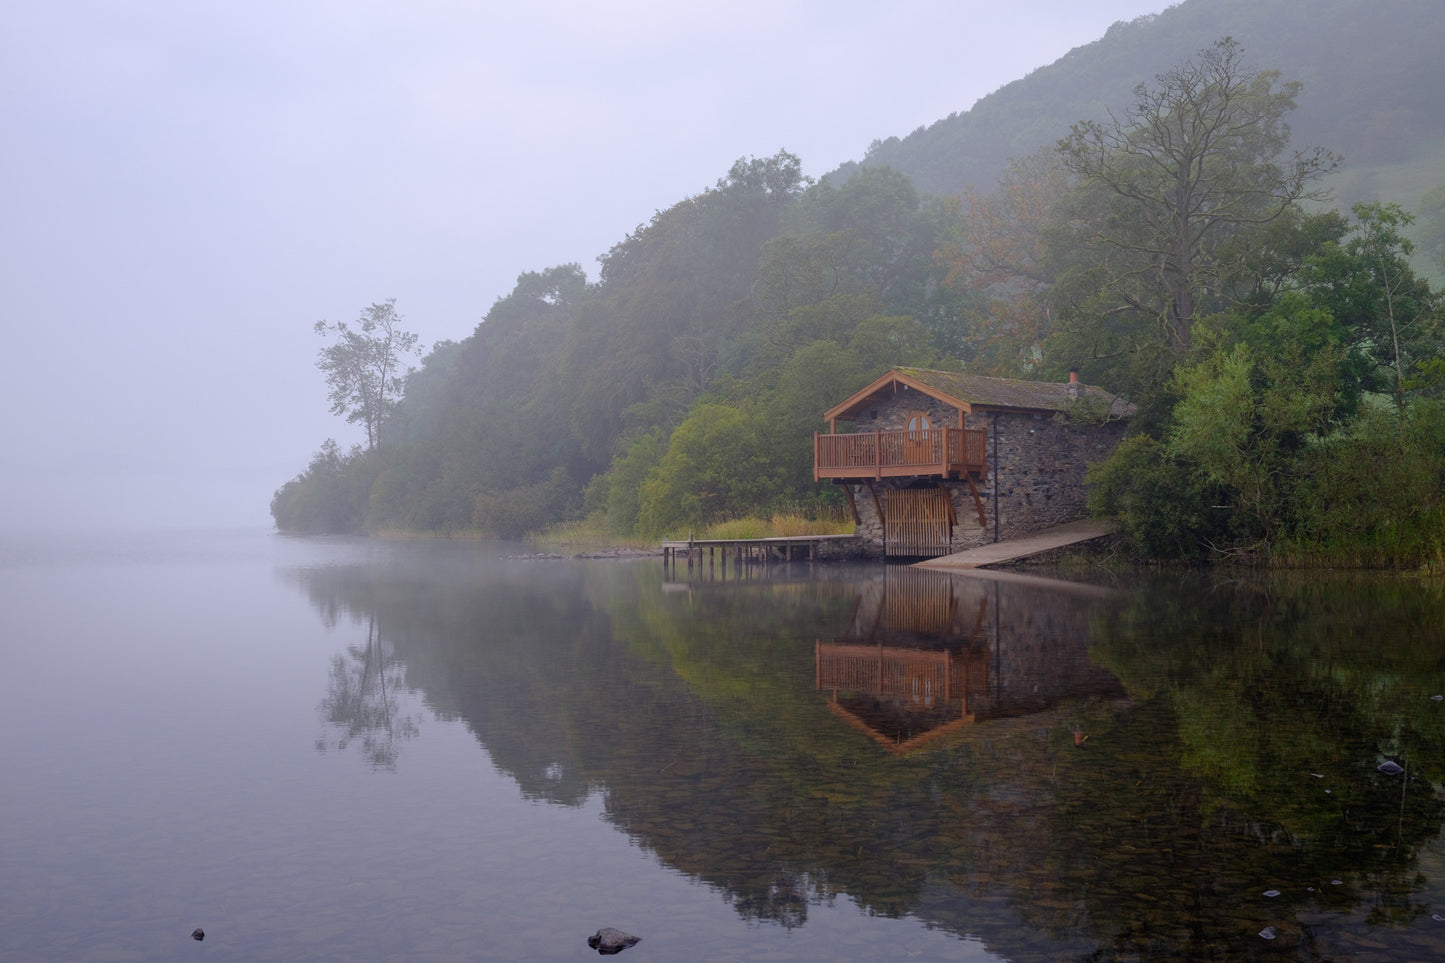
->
[814,427,988,481]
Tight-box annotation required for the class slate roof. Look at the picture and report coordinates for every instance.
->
[823,367,1135,421]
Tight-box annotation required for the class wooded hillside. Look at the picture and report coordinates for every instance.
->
[272,0,1445,565]
[848,0,1445,208]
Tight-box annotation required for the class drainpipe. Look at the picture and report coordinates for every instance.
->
[990,414,999,543]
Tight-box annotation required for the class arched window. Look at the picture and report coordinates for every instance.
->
[906,411,932,440]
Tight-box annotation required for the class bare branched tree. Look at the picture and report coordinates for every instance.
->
[1057,38,1339,354]
[314,299,422,453]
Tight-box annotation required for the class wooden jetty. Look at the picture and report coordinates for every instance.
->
[912,519,1111,570]
[658,520,1108,576]
[661,534,860,575]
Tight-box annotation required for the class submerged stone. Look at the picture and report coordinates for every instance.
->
[1259,926,1276,940]
[587,928,640,955]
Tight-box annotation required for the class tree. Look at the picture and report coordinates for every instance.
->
[1167,335,1341,547]
[314,299,421,453]
[1056,38,1338,356]
[1343,204,1441,423]
[269,438,371,534]
[636,405,780,535]
[936,147,1075,373]
[1298,203,1443,432]
[564,152,807,464]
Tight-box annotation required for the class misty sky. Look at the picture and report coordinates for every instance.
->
[2,0,1168,532]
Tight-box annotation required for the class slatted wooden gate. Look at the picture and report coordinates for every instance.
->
[881,489,952,557]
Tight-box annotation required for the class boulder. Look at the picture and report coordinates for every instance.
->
[587,927,640,954]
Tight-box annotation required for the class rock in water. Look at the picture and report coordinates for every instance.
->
[587,928,640,954]
[1378,760,1405,775]
[191,928,205,941]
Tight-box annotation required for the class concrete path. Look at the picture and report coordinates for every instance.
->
[913,519,1112,570]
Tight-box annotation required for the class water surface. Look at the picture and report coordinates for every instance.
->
[2,531,1443,961]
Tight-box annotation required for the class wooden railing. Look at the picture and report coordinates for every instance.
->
[814,427,987,480]
[816,643,958,705]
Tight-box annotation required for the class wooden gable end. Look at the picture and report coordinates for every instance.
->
[822,370,969,433]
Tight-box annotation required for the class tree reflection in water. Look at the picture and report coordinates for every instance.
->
[281,552,1445,960]
[315,612,422,769]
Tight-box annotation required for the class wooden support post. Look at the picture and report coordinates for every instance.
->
[963,474,986,527]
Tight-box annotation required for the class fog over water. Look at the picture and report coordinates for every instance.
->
[2,1,1168,532]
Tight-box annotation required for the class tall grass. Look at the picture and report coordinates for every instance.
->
[697,504,853,540]
[533,512,657,549]
[536,502,854,545]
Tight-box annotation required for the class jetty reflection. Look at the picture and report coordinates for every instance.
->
[818,568,1125,752]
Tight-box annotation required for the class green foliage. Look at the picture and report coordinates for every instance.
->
[472,466,580,540]
[636,405,782,536]
[270,440,375,534]
[1169,333,1341,542]
[1087,435,1223,560]
[1299,203,1444,422]
[847,314,936,372]
[755,340,872,498]
[1285,401,1445,565]
[1090,293,1445,565]
[603,431,664,536]
[566,152,809,462]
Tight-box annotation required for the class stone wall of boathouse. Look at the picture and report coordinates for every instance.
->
[843,408,1128,557]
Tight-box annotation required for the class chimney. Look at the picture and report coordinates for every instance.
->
[1067,367,1080,399]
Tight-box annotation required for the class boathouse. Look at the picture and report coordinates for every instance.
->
[814,366,1132,557]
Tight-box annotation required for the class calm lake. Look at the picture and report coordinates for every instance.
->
[3,531,1444,962]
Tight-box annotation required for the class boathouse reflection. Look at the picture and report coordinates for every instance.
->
[816,568,1125,752]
